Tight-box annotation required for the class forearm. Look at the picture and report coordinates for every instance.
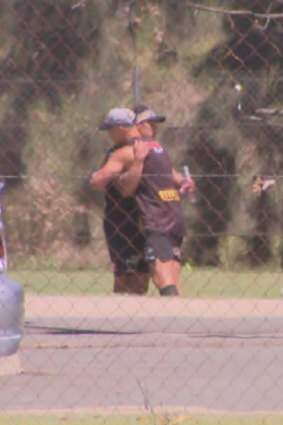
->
[172,168,196,195]
[172,169,184,187]
[90,170,114,190]
[117,158,144,196]
[90,145,133,191]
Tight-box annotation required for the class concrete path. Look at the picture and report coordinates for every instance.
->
[1,295,283,414]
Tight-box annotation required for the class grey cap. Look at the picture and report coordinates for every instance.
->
[99,108,135,131]
[135,108,166,124]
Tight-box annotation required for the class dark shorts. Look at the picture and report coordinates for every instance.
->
[144,230,183,264]
[105,229,149,277]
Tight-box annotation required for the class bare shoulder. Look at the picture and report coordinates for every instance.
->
[110,145,134,162]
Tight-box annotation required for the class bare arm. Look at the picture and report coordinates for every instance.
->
[172,168,196,194]
[172,169,184,187]
[90,146,133,190]
[116,140,150,197]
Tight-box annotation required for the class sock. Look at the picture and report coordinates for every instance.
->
[159,285,178,296]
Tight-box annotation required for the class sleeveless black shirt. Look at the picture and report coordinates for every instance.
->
[135,139,186,239]
[103,145,141,244]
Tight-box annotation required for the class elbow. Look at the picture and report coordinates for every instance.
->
[89,175,98,188]
[90,174,104,190]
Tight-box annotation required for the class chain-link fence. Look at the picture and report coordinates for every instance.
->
[1,1,283,423]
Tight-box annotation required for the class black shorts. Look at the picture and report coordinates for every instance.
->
[105,230,149,277]
[144,230,183,264]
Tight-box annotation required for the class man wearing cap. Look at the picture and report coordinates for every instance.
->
[133,104,192,194]
[126,104,195,194]
[92,106,195,296]
[90,108,150,295]
[118,105,195,296]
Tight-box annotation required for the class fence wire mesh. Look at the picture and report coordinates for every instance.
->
[1,0,283,423]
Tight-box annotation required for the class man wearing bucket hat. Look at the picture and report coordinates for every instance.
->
[90,108,150,295]
[91,105,195,296]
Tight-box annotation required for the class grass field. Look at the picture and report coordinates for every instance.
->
[2,413,283,425]
[7,267,283,298]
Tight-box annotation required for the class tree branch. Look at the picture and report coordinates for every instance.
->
[186,1,283,20]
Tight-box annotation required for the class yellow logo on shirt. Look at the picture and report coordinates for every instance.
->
[158,189,180,202]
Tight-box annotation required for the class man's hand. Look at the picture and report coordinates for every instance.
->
[179,177,196,195]
[252,177,276,195]
[133,140,150,163]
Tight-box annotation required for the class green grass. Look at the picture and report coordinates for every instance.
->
[6,267,283,298]
[181,268,283,298]
[2,413,283,425]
